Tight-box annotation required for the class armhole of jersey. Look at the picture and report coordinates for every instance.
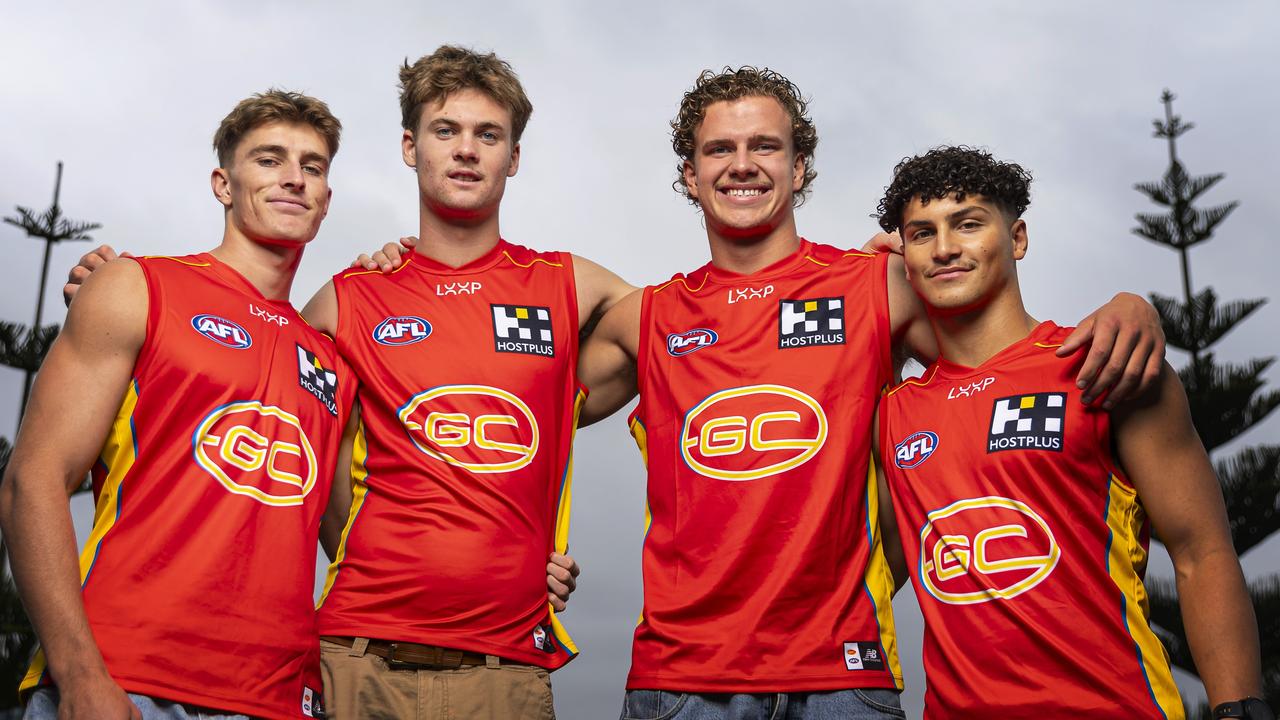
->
[1094,404,1135,490]
[872,251,893,387]
[561,252,584,391]
[634,286,654,399]
[132,257,158,374]
[332,273,352,361]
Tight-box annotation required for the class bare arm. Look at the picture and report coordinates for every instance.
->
[1113,363,1260,706]
[0,259,144,719]
[871,412,909,592]
[301,279,339,337]
[61,244,133,307]
[571,254,637,334]
[577,289,642,427]
[320,404,360,561]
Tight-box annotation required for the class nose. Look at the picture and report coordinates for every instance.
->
[280,161,306,191]
[453,132,479,163]
[728,147,756,179]
[931,228,961,263]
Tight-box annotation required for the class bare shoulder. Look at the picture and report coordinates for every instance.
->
[572,253,637,312]
[67,257,147,344]
[301,280,338,336]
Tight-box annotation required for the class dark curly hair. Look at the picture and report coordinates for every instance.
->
[671,66,818,207]
[876,146,1032,232]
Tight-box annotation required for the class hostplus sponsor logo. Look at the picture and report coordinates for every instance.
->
[988,392,1066,453]
[249,303,289,327]
[778,297,844,348]
[666,328,718,357]
[948,376,995,399]
[492,304,555,357]
[191,314,252,349]
[373,316,432,346]
[727,284,774,304]
[894,431,938,469]
[297,345,339,416]
[437,281,482,296]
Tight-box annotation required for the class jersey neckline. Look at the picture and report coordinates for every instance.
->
[403,238,514,276]
[193,252,296,311]
[931,320,1063,380]
[691,238,818,286]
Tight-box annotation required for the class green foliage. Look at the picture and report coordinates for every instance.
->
[0,578,34,711]
[1134,90,1280,711]
[0,323,59,374]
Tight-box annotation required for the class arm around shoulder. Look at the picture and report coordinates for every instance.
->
[577,288,642,427]
[884,254,937,369]
[572,254,637,334]
[302,279,339,337]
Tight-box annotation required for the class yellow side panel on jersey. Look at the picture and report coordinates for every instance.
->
[630,416,652,627]
[862,456,904,688]
[22,380,141,694]
[546,389,587,657]
[1105,476,1183,719]
[317,421,371,608]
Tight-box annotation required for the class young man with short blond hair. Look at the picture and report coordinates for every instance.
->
[3,90,355,720]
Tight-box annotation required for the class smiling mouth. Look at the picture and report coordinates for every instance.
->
[268,198,309,212]
[720,187,768,198]
[448,171,482,183]
[928,265,972,279]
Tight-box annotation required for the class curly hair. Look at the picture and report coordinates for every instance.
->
[671,66,818,207]
[213,89,342,168]
[399,45,533,143]
[876,146,1032,232]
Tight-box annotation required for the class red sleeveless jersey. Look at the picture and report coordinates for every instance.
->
[878,321,1183,719]
[22,253,354,719]
[627,240,901,692]
[318,240,581,667]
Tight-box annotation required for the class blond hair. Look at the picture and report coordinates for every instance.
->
[399,45,533,142]
[213,89,341,167]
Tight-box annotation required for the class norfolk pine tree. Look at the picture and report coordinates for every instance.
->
[1133,90,1280,711]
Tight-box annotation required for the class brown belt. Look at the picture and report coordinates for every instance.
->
[322,636,499,669]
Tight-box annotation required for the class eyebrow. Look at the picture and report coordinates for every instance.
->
[428,118,507,134]
[904,204,990,228]
[246,144,287,157]
[699,133,785,150]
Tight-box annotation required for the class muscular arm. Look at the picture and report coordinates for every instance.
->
[1112,363,1261,705]
[0,259,145,719]
[577,289,642,427]
[320,403,360,561]
[571,254,637,334]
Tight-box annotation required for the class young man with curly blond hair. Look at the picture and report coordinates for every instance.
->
[872,145,1266,719]
[577,67,1166,719]
[4,90,355,720]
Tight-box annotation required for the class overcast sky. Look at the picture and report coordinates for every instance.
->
[2,1,1277,717]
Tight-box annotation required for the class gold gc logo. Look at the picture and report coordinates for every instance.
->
[193,401,318,506]
[398,384,539,473]
[680,384,827,481]
[919,496,1060,605]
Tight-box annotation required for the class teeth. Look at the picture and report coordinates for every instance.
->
[727,188,764,197]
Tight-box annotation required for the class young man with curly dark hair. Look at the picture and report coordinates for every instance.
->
[873,146,1266,719]
[578,69,1169,719]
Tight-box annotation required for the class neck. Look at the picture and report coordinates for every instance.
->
[706,214,802,275]
[212,229,303,301]
[416,204,502,268]
[930,289,1038,368]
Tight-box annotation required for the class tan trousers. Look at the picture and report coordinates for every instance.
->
[319,638,556,720]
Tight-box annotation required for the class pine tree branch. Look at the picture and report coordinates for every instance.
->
[1181,354,1280,452]
[1218,445,1280,557]
[1151,290,1266,353]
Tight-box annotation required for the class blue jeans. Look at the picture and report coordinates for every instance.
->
[25,688,251,720]
[621,689,905,720]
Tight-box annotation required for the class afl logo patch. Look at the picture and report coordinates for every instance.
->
[373,316,432,346]
[191,314,252,349]
[895,431,938,469]
[667,328,718,357]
